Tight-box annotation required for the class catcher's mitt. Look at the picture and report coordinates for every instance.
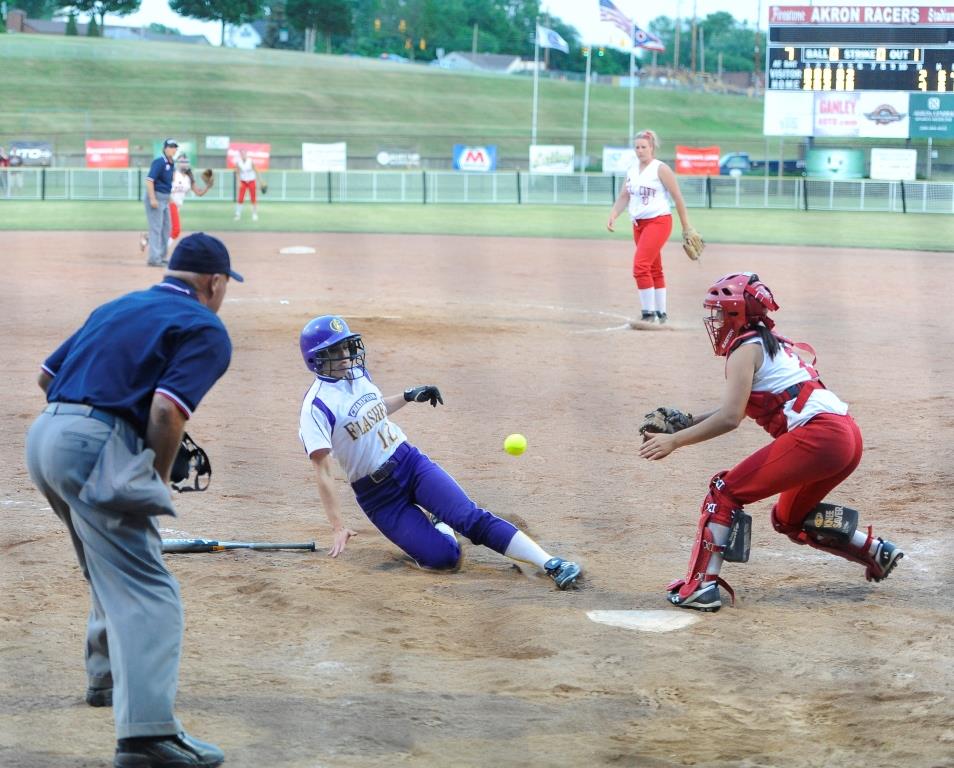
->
[639,407,694,440]
[201,168,214,187]
[683,228,705,261]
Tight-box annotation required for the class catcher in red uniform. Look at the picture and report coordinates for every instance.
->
[638,272,903,611]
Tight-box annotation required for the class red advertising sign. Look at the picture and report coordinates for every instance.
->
[675,146,720,176]
[226,142,271,170]
[85,139,129,168]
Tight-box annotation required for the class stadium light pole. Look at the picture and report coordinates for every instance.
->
[581,47,592,172]
[531,22,541,146]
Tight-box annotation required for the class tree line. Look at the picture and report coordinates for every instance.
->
[5,0,764,74]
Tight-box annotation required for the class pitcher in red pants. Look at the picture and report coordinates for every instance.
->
[607,129,698,324]
[639,272,903,611]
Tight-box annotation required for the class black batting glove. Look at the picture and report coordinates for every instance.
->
[404,385,444,407]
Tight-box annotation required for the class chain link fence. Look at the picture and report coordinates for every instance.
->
[2,168,952,213]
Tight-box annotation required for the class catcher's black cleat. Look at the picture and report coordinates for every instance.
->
[868,539,903,582]
[669,583,721,612]
[114,732,224,768]
[544,557,581,589]
[85,686,112,707]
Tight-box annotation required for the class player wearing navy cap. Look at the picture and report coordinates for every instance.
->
[25,233,241,767]
[297,315,582,589]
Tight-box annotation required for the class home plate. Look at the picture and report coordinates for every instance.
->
[587,610,699,632]
[279,246,316,255]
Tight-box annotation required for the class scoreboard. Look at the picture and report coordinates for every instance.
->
[767,6,954,92]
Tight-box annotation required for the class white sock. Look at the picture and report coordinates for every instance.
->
[654,288,667,314]
[504,531,551,569]
[434,520,457,545]
[850,529,879,556]
[705,522,730,576]
[638,288,656,313]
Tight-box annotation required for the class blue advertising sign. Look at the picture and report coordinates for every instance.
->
[453,145,497,172]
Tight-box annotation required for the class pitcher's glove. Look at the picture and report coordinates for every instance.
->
[639,407,694,441]
[201,168,214,187]
[260,181,268,195]
[683,228,705,261]
[404,385,444,407]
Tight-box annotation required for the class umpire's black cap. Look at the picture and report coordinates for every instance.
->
[169,233,244,282]
[163,138,179,148]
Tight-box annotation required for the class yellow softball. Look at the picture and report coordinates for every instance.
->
[503,433,527,456]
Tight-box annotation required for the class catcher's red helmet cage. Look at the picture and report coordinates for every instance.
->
[703,272,779,356]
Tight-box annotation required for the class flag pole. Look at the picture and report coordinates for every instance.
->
[628,22,635,141]
[581,46,592,172]
[532,22,540,147]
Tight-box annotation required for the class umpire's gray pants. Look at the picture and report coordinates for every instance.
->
[145,192,171,266]
[25,406,183,739]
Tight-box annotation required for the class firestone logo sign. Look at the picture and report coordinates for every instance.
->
[453,145,497,172]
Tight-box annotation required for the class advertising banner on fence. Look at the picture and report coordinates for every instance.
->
[675,146,720,175]
[909,93,954,138]
[376,149,421,167]
[205,135,230,150]
[858,92,909,139]
[85,139,129,168]
[529,145,574,173]
[805,148,865,179]
[453,145,497,172]
[602,146,635,174]
[302,142,347,172]
[869,148,917,181]
[226,142,271,170]
[763,91,814,136]
[9,141,54,166]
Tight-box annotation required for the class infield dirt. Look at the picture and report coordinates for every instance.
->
[2,231,951,768]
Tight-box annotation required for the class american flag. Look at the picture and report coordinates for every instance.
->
[633,23,665,52]
[599,0,633,36]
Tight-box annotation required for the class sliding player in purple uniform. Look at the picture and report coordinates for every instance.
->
[297,315,581,589]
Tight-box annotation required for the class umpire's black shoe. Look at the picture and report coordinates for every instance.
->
[114,732,224,768]
[85,685,112,707]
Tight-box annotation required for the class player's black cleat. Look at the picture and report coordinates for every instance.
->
[656,311,668,324]
[640,311,656,323]
[544,557,581,589]
[669,583,721,612]
[867,539,903,582]
[85,686,112,707]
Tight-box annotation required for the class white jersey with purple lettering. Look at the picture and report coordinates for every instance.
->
[298,369,407,482]
[625,158,672,221]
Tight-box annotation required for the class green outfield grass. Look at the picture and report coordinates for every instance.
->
[0,35,765,157]
[0,201,945,251]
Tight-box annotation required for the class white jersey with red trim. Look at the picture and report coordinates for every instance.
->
[742,337,848,431]
[236,156,256,182]
[170,170,192,206]
[298,370,407,482]
[625,159,672,221]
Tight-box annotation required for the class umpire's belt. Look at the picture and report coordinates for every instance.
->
[351,442,411,495]
[45,402,116,428]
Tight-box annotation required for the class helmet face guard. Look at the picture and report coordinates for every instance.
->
[703,272,779,356]
[299,316,366,379]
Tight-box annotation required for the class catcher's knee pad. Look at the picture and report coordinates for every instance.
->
[668,473,741,606]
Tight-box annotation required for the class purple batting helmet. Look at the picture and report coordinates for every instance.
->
[299,315,366,378]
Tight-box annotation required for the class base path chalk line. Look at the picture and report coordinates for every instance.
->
[587,610,700,633]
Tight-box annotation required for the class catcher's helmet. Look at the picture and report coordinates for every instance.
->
[703,272,779,356]
[299,315,366,378]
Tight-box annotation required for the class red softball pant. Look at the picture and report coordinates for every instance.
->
[169,202,181,240]
[631,213,672,290]
[238,180,256,204]
[721,413,863,529]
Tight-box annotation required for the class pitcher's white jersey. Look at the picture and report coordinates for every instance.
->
[625,159,672,220]
[298,370,407,482]
[236,156,256,182]
[170,170,191,206]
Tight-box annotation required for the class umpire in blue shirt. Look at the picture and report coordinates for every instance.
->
[25,233,242,768]
[144,138,178,267]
